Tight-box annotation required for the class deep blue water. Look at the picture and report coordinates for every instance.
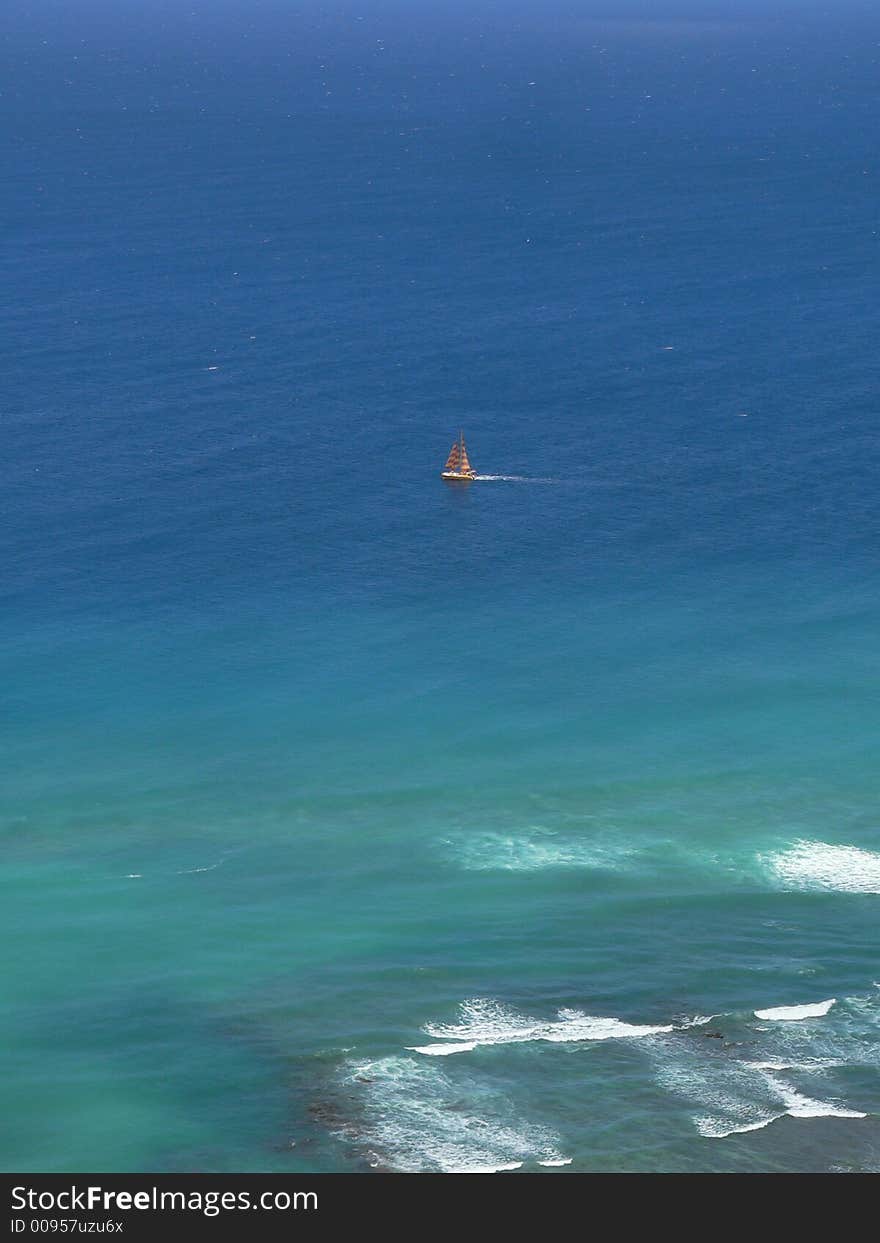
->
[2,0,880,1172]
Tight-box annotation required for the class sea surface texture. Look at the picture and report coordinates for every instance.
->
[2,0,880,1172]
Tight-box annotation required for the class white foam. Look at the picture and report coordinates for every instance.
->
[754,999,836,1021]
[452,829,633,873]
[773,1091,865,1120]
[408,1041,479,1056]
[762,840,880,894]
[745,1059,843,1072]
[677,1014,716,1029]
[538,1157,573,1167]
[340,1056,566,1173]
[457,1162,523,1174]
[413,998,671,1056]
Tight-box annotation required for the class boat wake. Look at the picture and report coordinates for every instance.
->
[473,474,555,482]
[119,853,233,880]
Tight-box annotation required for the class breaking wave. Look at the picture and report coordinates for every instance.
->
[656,1051,866,1138]
[408,998,672,1056]
[652,992,876,1137]
[657,1053,782,1137]
[321,991,878,1167]
[754,999,836,1021]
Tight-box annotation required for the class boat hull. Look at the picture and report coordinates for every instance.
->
[441,471,476,482]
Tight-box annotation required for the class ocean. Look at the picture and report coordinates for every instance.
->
[2,0,879,1173]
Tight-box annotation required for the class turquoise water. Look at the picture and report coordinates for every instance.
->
[2,1,880,1172]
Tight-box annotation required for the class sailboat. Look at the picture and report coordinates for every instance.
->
[441,431,477,482]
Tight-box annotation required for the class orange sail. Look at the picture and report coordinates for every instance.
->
[444,442,461,471]
[441,431,476,479]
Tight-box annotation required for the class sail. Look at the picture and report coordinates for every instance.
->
[444,442,461,471]
[459,439,473,474]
